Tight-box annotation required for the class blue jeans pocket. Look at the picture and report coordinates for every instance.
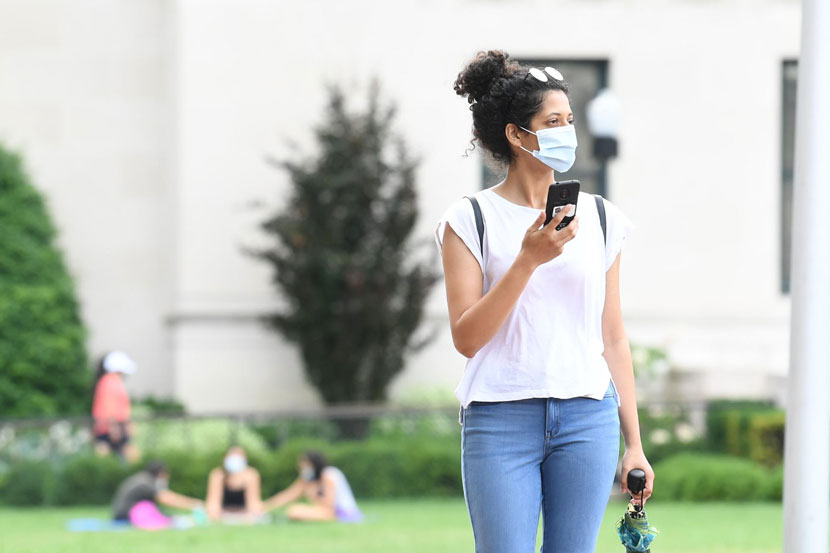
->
[603,379,622,407]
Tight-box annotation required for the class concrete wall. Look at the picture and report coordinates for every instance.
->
[0,0,802,411]
[0,0,176,397]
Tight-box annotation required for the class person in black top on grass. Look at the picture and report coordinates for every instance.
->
[205,445,263,522]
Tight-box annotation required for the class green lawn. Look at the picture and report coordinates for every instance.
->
[0,499,783,553]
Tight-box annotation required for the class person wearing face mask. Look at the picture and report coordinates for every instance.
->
[437,50,655,553]
[263,450,362,522]
[205,445,263,521]
[111,460,203,529]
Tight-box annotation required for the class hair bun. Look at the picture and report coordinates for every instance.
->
[454,50,518,104]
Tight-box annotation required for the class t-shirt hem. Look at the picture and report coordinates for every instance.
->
[457,387,609,409]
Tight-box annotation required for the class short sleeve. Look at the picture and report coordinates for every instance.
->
[434,197,485,273]
[602,197,635,271]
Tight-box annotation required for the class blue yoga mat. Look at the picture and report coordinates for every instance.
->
[66,518,132,532]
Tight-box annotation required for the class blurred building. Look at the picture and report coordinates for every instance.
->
[0,0,801,412]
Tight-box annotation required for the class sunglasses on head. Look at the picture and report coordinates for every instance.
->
[526,66,564,83]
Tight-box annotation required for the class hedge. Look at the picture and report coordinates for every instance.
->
[0,436,462,507]
[2,446,787,507]
[747,411,786,467]
[705,400,777,457]
[652,453,781,502]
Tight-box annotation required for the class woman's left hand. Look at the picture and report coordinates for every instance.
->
[620,448,655,506]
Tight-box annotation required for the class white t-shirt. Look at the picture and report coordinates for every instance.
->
[434,188,635,408]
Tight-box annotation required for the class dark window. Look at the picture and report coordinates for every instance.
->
[481,59,609,196]
[781,60,797,294]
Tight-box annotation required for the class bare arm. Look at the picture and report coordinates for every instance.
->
[205,468,224,520]
[156,489,202,511]
[443,207,578,357]
[245,469,263,514]
[602,252,654,505]
[263,478,306,512]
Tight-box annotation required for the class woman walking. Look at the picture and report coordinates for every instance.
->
[91,351,140,463]
[435,50,654,553]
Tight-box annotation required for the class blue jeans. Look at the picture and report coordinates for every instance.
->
[460,382,620,553]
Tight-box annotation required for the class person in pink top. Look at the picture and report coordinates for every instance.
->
[91,351,139,462]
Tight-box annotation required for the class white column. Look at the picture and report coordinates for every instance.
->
[782,0,830,551]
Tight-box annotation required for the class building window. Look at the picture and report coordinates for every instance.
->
[481,59,609,196]
[781,60,797,294]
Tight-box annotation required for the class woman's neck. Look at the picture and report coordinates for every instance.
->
[494,162,554,210]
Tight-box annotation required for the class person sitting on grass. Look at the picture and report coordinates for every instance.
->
[111,460,202,529]
[264,450,362,522]
[205,445,263,522]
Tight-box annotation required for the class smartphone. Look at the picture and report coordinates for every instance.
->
[544,180,580,229]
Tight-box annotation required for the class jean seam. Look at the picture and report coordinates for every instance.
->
[554,399,561,437]
[460,413,480,551]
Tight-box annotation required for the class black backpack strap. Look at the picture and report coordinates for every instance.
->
[594,194,607,246]
[464,196,485,256]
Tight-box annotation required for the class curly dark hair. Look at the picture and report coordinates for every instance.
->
[454,50,569,165]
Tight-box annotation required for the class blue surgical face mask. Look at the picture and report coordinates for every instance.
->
[224,454,247,474]
[519,124,578,172]
[300,467,316,481]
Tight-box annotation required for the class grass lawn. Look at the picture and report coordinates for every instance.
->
[0,499,784,553]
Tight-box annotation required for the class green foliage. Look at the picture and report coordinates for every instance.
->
[653,453,779,501]
[254,83,438,406]
[0,144,89,416]
[134,418,269,456]
[249,419,339,449]
[705,399,776,456]
[51,455,135,506]
[763,465,784,501]
[747,411,785,467]
[131,396,187,417]
[0,435,462,506]
[3,442,791,507]
[0,460,55,506]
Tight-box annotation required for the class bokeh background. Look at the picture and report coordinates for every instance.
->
[0,1,807,552]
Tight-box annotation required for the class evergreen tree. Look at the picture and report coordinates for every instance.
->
[0,144,89,416]
[255,84,438,406]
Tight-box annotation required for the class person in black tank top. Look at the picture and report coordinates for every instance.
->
[221,486,246,510]
[205,446,263,521]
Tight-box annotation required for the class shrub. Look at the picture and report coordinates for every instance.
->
[158,449,221,499]
[252,84,438,427]
[653,453,777,502]
[0,144,89,416]
[747,411,785,467]
[705,399,776,456]
[249,419,339,449]
[0,435,462,506]
[0,460,55,506]
[52,454,134,506]
[763,465,784,501]
[131,396,186,416]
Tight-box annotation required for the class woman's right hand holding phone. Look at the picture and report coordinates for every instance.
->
[517,205,578,270]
